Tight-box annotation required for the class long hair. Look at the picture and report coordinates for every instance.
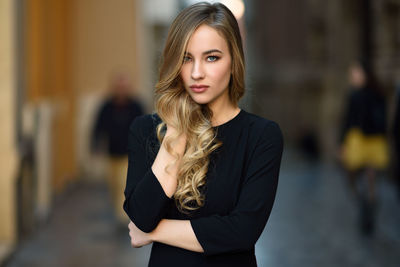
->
[154,2,245,213]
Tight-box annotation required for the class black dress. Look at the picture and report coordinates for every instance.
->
[123,109,283,267]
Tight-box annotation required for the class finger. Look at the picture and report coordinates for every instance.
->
[132,243,142,248]
[130,234,136,247]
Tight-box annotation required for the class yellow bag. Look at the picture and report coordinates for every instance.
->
[342,128,389,171]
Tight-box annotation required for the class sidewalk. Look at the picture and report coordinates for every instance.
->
[0,243,14,266]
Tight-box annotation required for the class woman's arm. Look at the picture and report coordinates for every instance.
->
[124,117,185,233]
[152,219,203,252]
[189,122,283,256]
[151,125,187,197]
[128,219,203,253]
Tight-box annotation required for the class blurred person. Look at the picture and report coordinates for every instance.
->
[123,2,283,266]
[340,60,388,235]
[92,72,144,226]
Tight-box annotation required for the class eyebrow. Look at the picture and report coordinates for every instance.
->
[185,49,223,56]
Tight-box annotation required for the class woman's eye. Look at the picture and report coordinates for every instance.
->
[207,55,219,62]
[183,56,192,63]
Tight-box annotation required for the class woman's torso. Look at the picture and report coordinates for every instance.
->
[139,109,270,266]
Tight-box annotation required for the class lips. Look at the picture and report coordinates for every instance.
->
[190,84,209,93]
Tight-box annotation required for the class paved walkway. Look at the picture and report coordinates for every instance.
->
[5,150,400,267]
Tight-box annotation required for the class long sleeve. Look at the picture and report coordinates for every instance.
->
[190,121,283,256]
[123,115,172,233]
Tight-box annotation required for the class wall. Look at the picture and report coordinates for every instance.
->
[0,0,17,246]
[71,0,148,178]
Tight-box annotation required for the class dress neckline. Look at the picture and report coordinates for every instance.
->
[153,109,245,129]
[212,109,244,128]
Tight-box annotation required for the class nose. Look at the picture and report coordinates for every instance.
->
[191,60,205,80]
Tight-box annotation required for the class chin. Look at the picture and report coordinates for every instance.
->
[189,95,211,105]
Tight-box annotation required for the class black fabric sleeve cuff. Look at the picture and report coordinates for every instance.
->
[190,218,213,255]
[125,168,172,233]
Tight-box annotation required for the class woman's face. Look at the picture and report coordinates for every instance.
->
[180,24,232,107]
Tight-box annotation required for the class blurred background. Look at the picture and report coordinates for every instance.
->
[1,0,400,266]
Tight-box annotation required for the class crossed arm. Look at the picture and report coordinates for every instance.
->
[128,218,203,252]
[127,123,203,252]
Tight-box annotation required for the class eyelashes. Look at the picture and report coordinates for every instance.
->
[183,55,192,63]
[207,55,219,62]
[182,55,220,63]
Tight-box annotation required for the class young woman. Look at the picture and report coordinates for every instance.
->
[123,2,283,266]
[340,61,388,235]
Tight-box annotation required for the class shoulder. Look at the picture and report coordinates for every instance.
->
[129,113,162,138]
[244,111,282,138]
[98,99,112,112]
[351,89,365,102]
[241,111,283,151]
[128,98,144,109]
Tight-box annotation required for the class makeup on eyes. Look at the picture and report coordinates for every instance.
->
[183,54,221,63]
[184,49,222,60]
[207,55,219,62]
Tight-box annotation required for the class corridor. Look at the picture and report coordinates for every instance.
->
[5,150,400,267]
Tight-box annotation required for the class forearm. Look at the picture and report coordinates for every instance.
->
[151,127,186,198]
[150,219,204,253]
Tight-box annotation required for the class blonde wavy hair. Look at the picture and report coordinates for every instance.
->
[155,2,245,213]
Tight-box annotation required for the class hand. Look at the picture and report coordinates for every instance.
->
[165,123,179,137]
[166,124,186,140]
[128,221,153,248]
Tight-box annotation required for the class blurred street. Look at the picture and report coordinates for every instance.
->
[2,0,400,266]
[5,149,400,267]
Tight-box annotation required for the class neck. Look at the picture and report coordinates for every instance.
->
[208,98,240,127]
